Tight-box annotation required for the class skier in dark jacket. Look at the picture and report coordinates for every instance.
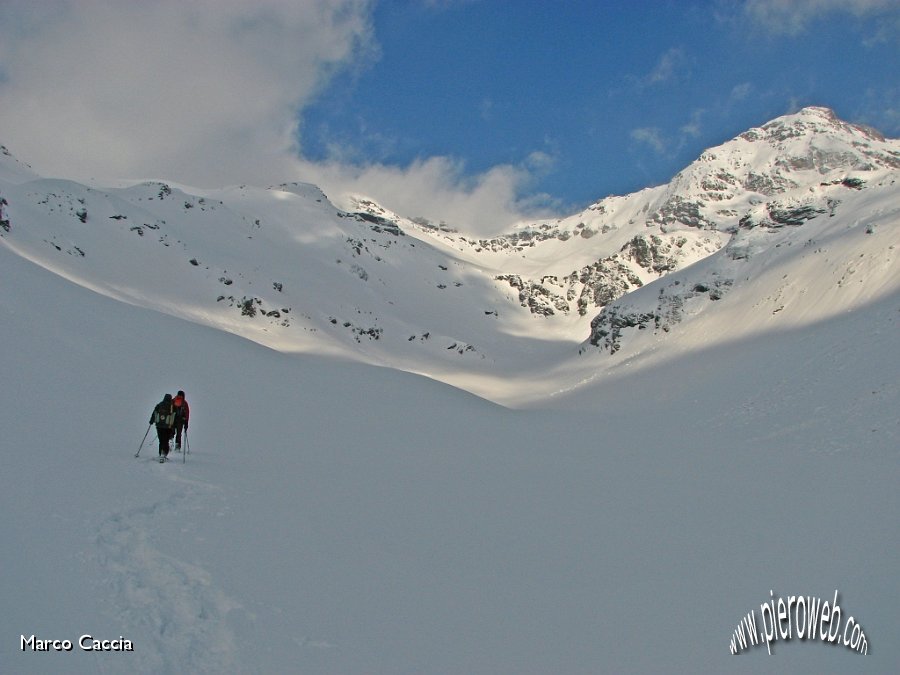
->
[150,394,176,459]
[172,390,190,451]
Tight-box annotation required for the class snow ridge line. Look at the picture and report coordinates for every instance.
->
[93,472,240,673]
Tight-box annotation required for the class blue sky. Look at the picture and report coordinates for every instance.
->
[301,0,900,214]
[0,0,897,233]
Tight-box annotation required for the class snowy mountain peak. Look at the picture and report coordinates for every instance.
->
[744,105,887,145]
[666,106,897,205]
[268,181,332,203]
[585,107,898,359]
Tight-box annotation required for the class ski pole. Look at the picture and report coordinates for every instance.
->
[183,428,187,464]
[135,423,152,458]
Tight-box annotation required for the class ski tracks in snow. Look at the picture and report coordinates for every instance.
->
[93,464,241,673]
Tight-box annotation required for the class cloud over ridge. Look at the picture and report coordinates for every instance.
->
[0,1,374,187]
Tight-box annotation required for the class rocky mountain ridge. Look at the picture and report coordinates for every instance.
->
[1,107,897,402]
[353,106,897,335]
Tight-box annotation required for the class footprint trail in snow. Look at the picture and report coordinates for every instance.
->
[94,465,241,673]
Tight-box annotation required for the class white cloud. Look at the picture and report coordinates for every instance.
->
[622,47,690,95]
[630,128,667,155]
[729,82,753,102]
[294,153,560,234]
[631,110,714,159]
[0,0,375,187]
[645,48,689,86]
[744,0,897,36]
[679,109,705,139]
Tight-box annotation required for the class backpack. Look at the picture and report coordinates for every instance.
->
[153,401,175,429]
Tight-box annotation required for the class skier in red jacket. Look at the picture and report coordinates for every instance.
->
[172,390,190,451]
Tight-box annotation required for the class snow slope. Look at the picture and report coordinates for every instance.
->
[1,108,898,672]
[2,227,898,674]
